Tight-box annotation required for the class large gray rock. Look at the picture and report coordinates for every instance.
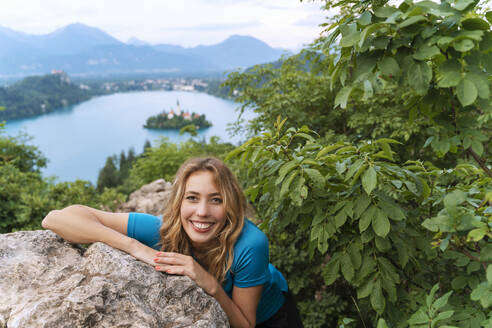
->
[0,230,229,328]
[117,179,172,215]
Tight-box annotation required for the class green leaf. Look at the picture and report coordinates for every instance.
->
[359,11,372,25]
[304,168,325,189]
[438,36,455,47]
[487,11,492,24]
[379,200,405,221]
[348,244,362,269]
[357,278,374,298]
[280,170,298,198]
[471,140,484,156]
[375,235,391,252]
[453,39,475,52]
[413,44,441,60]
[444,190,466,209]
[467,228,486,241]
[358,23,386,47]
[354,193,372,219]
[335,209,348,228]
[378,57,400,77]
[462,18,490,30]
[407,60,432,95]
[362,166,377,195]
[438,70,462,88]
[426,284,440,308]
[456,78,478,106]
[451,276,468,289]
[374,6,398,17]
[487,265,492,282]
[290,176,306,206]
[434,310,455,322]
[377,318,389,328]
[340,253,355,281]
[453,0,474,11]
[335,86,355,109]
[470,282,489,300]
[345,158,365,181]
[480,245,492,261]
[363,80,374,99]
[277,161,297,184]
[340,31,361,48]
[399,15,427,28]
[360,205,377,232]
[433,291,453,310]
[372,208,390,237]
[408,309,430,325]
[467,72,490,99]
[371,278,385,314]
[322,258,340,285]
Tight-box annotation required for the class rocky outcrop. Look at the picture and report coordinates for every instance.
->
[117,179,173,216]
[0,230,229,328]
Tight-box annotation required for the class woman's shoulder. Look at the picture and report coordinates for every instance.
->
[234,218,268,253]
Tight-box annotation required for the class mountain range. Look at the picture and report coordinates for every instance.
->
[0,23,286,77]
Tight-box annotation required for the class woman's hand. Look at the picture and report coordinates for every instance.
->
[153,252,219,296]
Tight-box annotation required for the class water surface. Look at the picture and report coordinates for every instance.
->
[3,91,249,183]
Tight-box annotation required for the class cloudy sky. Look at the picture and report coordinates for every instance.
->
[0,0,330,50]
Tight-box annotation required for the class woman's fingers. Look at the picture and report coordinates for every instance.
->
[154,252,192,265]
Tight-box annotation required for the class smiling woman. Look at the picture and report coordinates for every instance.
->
[41,157,304,327]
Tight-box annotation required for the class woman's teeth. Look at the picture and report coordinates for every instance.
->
[192,221,213,229]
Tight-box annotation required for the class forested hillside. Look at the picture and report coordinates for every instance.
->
[0,73,99,120]
[1,0,491,327]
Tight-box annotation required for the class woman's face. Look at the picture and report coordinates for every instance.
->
[180,170,227,249]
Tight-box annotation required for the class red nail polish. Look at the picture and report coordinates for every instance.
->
[155,266,160,270]
[154,258,158,262]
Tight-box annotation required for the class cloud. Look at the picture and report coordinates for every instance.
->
[167,21,261,31]
[0,0,328,50]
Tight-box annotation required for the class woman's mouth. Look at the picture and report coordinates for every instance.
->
[190,220,215,232]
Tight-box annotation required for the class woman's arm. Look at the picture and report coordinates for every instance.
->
[213,284,262,328]
[42,205,157,265]
[154,252,261,328]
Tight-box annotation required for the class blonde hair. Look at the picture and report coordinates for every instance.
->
[159,157,246,282]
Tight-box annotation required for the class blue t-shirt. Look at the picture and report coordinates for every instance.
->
[127,212,288,324]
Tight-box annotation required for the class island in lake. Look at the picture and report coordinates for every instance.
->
[144,100,212,130]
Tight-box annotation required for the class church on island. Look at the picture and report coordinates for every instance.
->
[143,100,212,130]
[164,100,201,121]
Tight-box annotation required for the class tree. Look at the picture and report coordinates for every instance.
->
[326,0,492,174]
[224,0,492,326]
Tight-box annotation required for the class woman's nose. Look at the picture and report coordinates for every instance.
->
[196,201,209,217]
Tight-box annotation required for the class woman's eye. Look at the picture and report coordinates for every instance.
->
[186,196,198,201]
[211,198,223,204]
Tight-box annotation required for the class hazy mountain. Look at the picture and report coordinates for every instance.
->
[188,35,286,69]
[0,24,285,77]
[126,37,150,46]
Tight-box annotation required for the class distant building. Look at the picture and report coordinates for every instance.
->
[175,99,181,116]
[51,69,70,83]
[168,109,175,119]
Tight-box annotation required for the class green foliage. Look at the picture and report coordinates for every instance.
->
[0,135,126,233]
[0,134,47,172]
[144,111,211,130]
[97,147,138,194]
[326,0,492,166]
[0,74,99,121]
[129,137,235,187]
[226,117,492,326]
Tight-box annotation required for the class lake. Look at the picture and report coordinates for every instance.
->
[3,91,251,184]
